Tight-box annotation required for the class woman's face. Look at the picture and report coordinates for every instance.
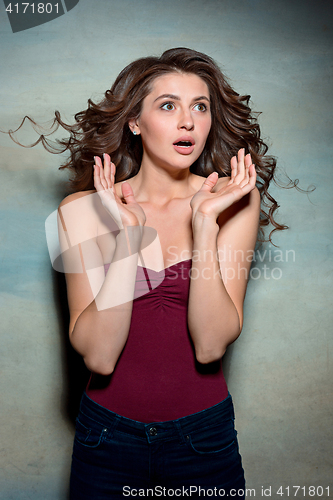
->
[132,72,212,172]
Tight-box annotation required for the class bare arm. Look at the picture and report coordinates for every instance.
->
[58,154,146,375]
[188,149,260,363]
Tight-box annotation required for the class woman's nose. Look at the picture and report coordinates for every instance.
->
[178,110,194,131]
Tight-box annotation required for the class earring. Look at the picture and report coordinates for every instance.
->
[133,130,137,135]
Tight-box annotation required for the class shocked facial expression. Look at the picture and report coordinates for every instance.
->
[131,72,212,172]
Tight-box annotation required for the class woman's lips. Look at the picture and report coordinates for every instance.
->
[173,137,195,155]
[173,143,195,155]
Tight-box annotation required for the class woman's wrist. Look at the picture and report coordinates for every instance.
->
[115,226,143,257]
[192,213,219,240]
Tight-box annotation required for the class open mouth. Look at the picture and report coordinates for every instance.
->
[173,141,193,148]
[173,137,195,155]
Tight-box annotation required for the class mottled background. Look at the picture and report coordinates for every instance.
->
[0,0,332,498]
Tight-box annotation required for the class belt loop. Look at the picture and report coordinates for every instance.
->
[174,420,186,444]
[108,414,120,439]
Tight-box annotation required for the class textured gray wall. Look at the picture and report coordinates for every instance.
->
[0,0,332,498]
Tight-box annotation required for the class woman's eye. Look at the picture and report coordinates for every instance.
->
[193,103,207,112]
[161,102,175,111]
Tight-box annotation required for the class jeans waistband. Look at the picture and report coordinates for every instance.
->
[79,392,234,443]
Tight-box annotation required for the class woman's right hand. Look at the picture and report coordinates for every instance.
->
[94,154,146,228]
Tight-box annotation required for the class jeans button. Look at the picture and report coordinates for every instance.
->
[149,427,157,436]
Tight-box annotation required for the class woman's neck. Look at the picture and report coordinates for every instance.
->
[129,156,197,206]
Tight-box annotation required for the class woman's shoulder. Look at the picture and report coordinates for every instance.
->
[59,189,97,208]
[58,189,100,220]
[58,190,100,234]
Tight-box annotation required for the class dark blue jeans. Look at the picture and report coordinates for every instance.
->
[70,392,245,499]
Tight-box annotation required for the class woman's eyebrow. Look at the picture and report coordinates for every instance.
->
[154,94,210,103]
[154,94,180,102]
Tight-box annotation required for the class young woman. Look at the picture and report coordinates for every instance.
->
[53,48,284,498]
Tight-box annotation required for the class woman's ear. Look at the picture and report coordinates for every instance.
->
[128,119,140,136]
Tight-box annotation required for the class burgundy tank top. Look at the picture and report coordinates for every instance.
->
[86,259,228,422]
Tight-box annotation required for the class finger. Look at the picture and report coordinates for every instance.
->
[244,152,252,169]
[94,155,103,168]
[230,156,237,183]
[233,148,245,184]
[110,161,116,187]
[96,156,108,190]
[93,159,107,191]
[239,165,250,188]
[239,163,257,191]
[248,163,257,186]
[239,155,251,187]
[199,171,219,192]
[103,153,112,189]
[121,181,136,205]
[93,163,103,191]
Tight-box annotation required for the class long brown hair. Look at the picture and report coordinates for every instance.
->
[6,47,293,242]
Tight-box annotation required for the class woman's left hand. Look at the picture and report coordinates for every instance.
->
[190,148,257,228]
